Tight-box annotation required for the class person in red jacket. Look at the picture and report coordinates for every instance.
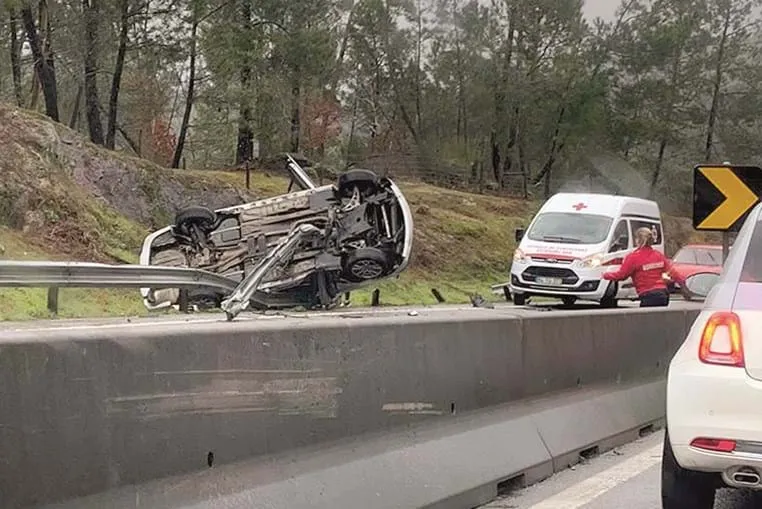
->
[603,227,684,307]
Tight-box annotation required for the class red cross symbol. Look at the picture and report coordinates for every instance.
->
[572,202,587,211]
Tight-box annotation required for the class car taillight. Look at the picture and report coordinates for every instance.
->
[690,437,737,453]
[698,311,744,367]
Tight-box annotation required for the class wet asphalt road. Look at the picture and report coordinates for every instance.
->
[479,430,762,509]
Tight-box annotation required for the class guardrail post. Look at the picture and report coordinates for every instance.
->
[47,287,59,315]
[431,288,445,303]
[178,289,190,313]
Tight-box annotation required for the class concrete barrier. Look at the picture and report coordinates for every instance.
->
[0,306,699,508]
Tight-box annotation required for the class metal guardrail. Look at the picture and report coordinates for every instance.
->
[0,261,238,291]
[0,261,239,316]
[0,224,320,321]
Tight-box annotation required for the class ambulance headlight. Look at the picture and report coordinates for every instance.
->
[576,253,603,268]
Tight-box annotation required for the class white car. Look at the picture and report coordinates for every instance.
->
[663,203,762,508]
[139,154,413,319]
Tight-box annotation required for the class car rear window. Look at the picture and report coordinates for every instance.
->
[733,220,762,309]
[739,224,762,283]
[673,248,696,264]
[696,249,722,266]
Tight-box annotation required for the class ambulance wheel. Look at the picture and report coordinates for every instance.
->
[600,281,618,308]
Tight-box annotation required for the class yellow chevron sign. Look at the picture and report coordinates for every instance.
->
[693,165,762,231]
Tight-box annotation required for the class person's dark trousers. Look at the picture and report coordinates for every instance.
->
[639,289,669,307]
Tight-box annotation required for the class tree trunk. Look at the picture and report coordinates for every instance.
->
[491,6,515,185]
[172,16,198,168]
[106,0,129,149]
[346,92,358,163]
[649,43,684,198]
[9,9,23,107]
[82,0,103,144]
[330,1,355,92]
[414,0,423,137]
[289,70,300,153]
[236,0,254,165]
[21,3,58,121]
[236,70,254,164]
[517,109,528,198]
[705,7,730,162]
[651,138,668,195]
[452,0,466,149]
[69,85,83,128]
[532,106,566,199]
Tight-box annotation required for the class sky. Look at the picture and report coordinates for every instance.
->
[583,0,619,22]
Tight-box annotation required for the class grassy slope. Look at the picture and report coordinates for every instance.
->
[0,104,718,320]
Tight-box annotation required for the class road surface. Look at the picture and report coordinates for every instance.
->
[480,429,762,509]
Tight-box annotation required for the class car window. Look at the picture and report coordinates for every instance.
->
[695,249,722,266]
[740,225,762,283]
[608,220,629,253]
[729,220,762,310]
[672,248,697,264]
[629,219,663,245]
[526,212,613,244]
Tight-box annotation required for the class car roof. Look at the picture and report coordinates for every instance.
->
[541,193,660,219]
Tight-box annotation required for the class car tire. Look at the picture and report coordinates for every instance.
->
[342,247,390,282]
[562,296,577,307]
[600,281,618,308]
[661,431,717,509]
[337,169,380,198]
[175,206,217,232]
[513,293,527,306]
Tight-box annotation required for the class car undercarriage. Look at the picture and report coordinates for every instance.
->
[139,155,413,317]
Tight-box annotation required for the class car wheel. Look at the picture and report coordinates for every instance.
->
[661,431,716,509]
[600,281,618,308]
[513,293,527,306]
[175,206,217,233]
[342,247,390,282]
[337,169,380,198]
[562,296,577,307]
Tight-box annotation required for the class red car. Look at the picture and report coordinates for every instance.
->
[667,243,723,293]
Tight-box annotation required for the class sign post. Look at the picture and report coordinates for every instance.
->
[692,164,762,262]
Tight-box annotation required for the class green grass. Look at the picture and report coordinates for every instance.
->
[0,288,151,321]
[350,271,507,307]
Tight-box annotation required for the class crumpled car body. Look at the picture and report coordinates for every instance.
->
[138,155,413,313]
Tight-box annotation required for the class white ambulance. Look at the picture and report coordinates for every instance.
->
[509,193,664,307]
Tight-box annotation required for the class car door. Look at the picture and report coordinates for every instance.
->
[607,219,635,298]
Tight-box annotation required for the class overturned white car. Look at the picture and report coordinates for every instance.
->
[138,155,413,319]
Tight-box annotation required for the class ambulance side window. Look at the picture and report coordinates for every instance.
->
[630,220,663,246]
[609,220,630,253]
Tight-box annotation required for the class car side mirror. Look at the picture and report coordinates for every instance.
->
[515,227,525,243]
[683,272,720,300]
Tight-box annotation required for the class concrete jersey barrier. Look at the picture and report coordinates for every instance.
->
[0,306,701,508]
